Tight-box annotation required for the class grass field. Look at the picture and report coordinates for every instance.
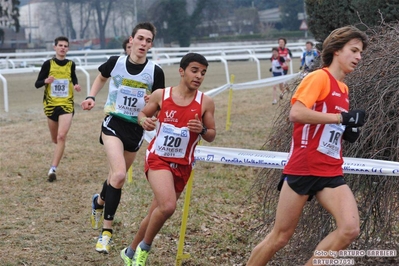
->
[0,59,300,265]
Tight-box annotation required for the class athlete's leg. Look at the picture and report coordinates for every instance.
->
[279,82,284,94]
[305,185,359,265]
[247,180,308,265]
[129,197,157,250]
[141,169,179,245]
[47,117,58,144]
[272,85,278,102]
[101,133,136,229]
[49,113,73,167]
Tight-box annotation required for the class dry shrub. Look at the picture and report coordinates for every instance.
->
[251,22,399,265]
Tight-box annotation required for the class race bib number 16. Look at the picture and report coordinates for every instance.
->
[317,124,345,159]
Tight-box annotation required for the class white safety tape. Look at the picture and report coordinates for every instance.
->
[194,146,399,176]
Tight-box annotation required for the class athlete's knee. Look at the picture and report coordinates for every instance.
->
[275,232,292,249]
[109,171,127,187]
[338,223,360,243]
[56,132,67,143]
[158,201,176,218]
[268,229,293,250]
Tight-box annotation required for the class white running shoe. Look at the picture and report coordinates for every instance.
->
[47,168,56,182]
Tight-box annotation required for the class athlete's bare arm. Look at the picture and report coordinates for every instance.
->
[200,95,216,142]
[81,73,108,110]
[138,89,163,131]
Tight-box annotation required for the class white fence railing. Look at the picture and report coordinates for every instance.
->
[0,43,309,112]
[0,43,307,69]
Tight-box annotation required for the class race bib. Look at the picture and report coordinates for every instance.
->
[115,86,146,117]
[317,124,345,159]
[154,123,190,158]
[51,79,69,98]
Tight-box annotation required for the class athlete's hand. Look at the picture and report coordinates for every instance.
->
[141,117,157,131]
[45,76,55,84]
[144,94,150,103]
[343,126,361,143]
[341,110,365,126]
[187,114,203,134]
[74,84,81,92]
[81,99,95,110]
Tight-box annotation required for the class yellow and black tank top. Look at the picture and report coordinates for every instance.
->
[43,59,74,110]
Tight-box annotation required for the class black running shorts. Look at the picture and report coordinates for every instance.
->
[100,115,144,152]
[46,106,74,122]
[277,174,346,201]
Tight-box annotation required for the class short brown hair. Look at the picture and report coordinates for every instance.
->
[180,53,208,70]
[278,37,287,45]
[54,36,69,46]
[122,38,129,51]
[131,22,157,42]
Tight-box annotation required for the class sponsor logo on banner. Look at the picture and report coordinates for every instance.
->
[220,156,281,167]
[195,154,215,162]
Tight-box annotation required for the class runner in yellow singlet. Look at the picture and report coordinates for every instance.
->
[35,36,81,182]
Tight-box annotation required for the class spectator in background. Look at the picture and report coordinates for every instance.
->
[277,37,292,75]
[34,36,81,182]
[269,47,286,105]
[277,37,292,99]
[300,41,319,72]
[122,38,132,55]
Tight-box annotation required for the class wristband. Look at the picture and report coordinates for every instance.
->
[337,113,341,124]
[139,117,146,127]
[85,96,95,101]
[200,126,207,135]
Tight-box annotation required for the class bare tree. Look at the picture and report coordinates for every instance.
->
[78,2,93,39]
[42,0,93,40]
[92,0,113,48]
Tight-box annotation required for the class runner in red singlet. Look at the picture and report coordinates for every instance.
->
[121,53,216,266]
[247,26,368,266]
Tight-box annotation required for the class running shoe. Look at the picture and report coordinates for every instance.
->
[47,168,56,182]
[91,194,103,229]
[95,231,112,254]
[132,246,149,266]
[120,247,133,266]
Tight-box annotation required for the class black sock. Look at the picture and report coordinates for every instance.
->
[103,184,121,221]
[100,179,107,201]
[102,228,113,234]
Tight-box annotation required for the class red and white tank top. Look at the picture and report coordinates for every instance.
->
[283,69,349,177]
[278,47,291,70]
[148,87,203,165]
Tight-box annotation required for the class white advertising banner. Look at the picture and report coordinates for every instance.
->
[194,146,399,176]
